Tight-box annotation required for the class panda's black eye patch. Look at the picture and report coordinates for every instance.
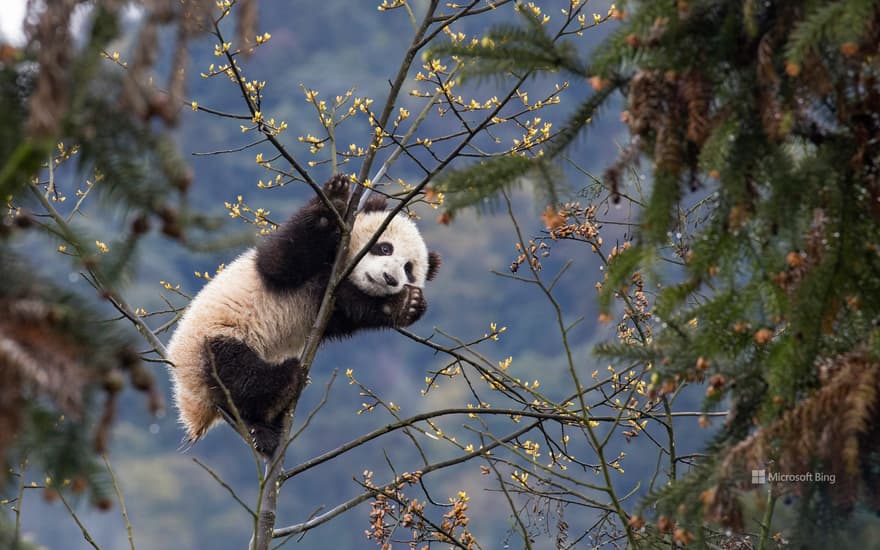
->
[404,261,415,283]
[371,242,394,256]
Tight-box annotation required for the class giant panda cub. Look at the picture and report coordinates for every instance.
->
[167,175,440,456]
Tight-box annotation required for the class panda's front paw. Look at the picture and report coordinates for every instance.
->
[395,285,427,326]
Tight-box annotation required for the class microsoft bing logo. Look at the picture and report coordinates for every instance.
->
[751,469,766,485]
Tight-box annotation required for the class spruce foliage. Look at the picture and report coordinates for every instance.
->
[433,0,880,543]
[428,4,602,217]
[0,0,222,531]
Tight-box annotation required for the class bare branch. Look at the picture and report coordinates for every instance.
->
[56,490,102,550]
[273,419,540,538]
[193,457,257,520]
[103,454,136,550]
[27,184,169,360]
[280,407,622,483]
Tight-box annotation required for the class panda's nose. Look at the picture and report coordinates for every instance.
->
[383,272,398,287]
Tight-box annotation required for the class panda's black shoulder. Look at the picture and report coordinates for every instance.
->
[254,201,342,292]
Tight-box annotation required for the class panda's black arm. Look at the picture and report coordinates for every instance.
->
[205,337,307,456]
[325,282,427,339]
[255,175,350,292]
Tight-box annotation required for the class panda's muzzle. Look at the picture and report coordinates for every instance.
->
[366,272,399,289]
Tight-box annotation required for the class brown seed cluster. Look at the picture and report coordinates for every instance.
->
[510,239,549,273]
[772,209,828,295]
[23,0,221,138]
[546,203,600,241]
[363,471,476,549]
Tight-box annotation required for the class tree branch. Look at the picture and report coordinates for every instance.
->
[273,418,540,538]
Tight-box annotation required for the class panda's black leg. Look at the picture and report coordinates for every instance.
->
[205,337,307,456]
[215,406,286,457]
[256,175,351,292]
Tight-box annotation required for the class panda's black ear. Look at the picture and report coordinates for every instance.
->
[361,194,388,213]
[427,251,441,281]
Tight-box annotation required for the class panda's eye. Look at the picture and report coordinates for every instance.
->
[371,242,394,256]
[404,261,415,283]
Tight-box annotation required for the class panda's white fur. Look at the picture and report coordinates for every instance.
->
[166,183,437,451]
[167,249,319,442]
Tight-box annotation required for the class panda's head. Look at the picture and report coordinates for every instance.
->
[348,196,440,297]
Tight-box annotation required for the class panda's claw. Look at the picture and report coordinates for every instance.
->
[248,422,281,457]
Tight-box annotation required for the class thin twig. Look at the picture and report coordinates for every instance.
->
[193,457,257,519]
[103,454,136,550]
[757,488,777,550]
[57,490,102,550]
[286,370,338,446]
[192,138,268,156]
[27,184,169,359]
[487,459,532,550]
[12,456,27,550]
[280,407,621,482]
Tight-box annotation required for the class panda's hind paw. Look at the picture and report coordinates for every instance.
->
[248,423,281,457]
